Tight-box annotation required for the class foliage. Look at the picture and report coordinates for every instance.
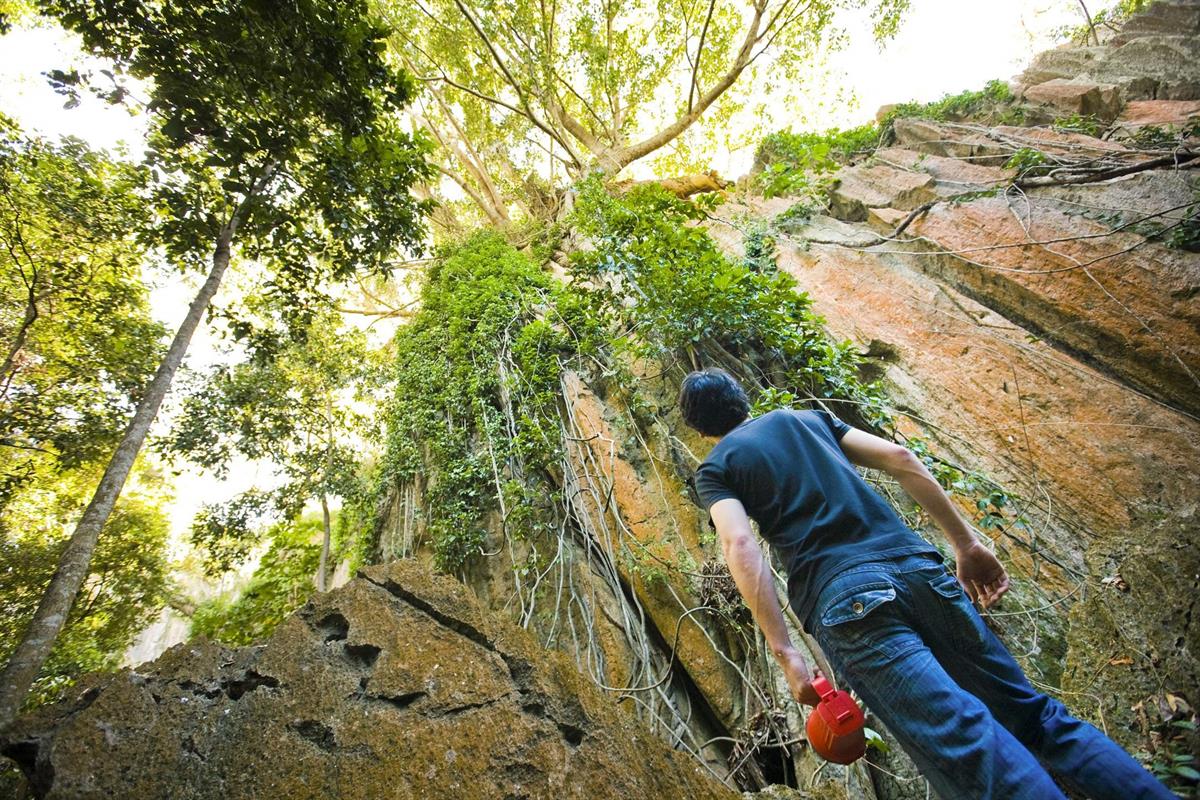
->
[1122,120,1200,150]
[0,0,433,726]
[40,0,433,309]
[904,437,1028,534]
[0,466,170,707]
[1005,147,1052,179]
[753,124,878,201]
[1059,0,1152,44]
[378,232,602,571]
[0,119,171,710]
[1133,692,1200,797]
[185,490,275,577]
[166,306,383,580]
[1052,114,1104,138]
[880,79,1017,131]
[0,0,32,32]
[190,516,323,646]
[375,0,909,224]
[1164,207,1200,253]
[1123,189,1200,251]
[0,117,166,507]
[570,175,890,429]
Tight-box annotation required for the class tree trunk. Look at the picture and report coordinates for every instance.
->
[617,171,731,198]
[0,288,38,391]
[0,217,239,729]
[316,398,334,593]
[318,492,331,593]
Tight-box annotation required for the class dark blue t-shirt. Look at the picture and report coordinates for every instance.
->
[693,408,941,630]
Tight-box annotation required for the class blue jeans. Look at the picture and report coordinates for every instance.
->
[806,553,1173,800]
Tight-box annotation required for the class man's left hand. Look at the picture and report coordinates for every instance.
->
[955,541,1010,609]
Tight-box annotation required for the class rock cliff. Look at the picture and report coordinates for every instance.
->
[0,561,735,799]
[336,3,1200,795]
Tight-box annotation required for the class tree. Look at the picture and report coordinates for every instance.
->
[167,306,382,592]
[0,464,170,707]
[377,0,909,223]
[0,117,172,707]
[0,116,166,508]
[0,0,432,726]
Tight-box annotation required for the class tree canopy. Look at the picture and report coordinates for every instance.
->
[167,305,382,588]
[0,116,166,504]
[378,0,908,225]
[0,0,432,726]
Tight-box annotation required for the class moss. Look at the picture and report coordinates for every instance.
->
[374,231,603,572]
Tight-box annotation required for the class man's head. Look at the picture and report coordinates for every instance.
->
[679,368,750,438]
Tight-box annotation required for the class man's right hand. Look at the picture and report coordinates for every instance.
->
[777,647,821,706]
[955,541,1010,609]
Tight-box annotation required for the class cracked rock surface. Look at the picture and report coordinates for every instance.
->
[0,561,735,800]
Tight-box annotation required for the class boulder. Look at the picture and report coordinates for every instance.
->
[1113,99,1200,132]
[1022,79,1123,121]
[890,118,1012,163]
[1017,45,1113,87]
[0,561,737,800]
[874,148,1015,191]
[991,125,1133,158]
[1109,0,1200,45]
[866,206,908,233]
[1094,36,1200,100]
[828,164,936,222]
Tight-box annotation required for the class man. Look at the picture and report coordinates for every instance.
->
[681,368,1172,800]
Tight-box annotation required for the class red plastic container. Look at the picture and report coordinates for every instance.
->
[805,675,866,764]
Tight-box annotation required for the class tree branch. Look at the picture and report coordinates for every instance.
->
[607,0,768,170]
[688,0,716,114]
[1016,150,1197,188]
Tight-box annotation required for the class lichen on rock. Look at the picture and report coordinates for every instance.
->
[1,561,738,800]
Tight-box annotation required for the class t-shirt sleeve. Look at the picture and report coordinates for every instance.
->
[694,460,738,511]
[814,409,852,441]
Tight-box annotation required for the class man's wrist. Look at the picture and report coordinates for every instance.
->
[949,529,980,554]
[771,644,799,662]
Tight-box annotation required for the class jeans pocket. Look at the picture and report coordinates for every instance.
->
[821,583,896,627]
[925,570,987,651]
[818,581,914,667]
[927,569,965,600]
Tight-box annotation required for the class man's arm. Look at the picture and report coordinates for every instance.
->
[837,429,1010,608]
[710,497,820,705]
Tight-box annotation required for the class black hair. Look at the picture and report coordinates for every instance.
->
[678,368,750,437]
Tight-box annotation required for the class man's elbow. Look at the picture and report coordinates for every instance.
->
[719,529,757,563]
[882,445,923,477]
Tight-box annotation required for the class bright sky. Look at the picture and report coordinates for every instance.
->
[0,0,1081,537]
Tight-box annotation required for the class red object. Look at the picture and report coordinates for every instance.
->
[805,675,866,764]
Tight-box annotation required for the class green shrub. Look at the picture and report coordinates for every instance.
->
[190,516,323,646]
[375,231,600,571]
[754,124,880,200]
[1052,114,1104,138]
[880,79,1016,130]
[570,175,890,430]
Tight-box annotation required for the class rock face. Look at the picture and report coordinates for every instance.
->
[1016,0,1200,100]
[1023,78,1124,120]
[1,561,736,800]
[701,3,1200,790]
